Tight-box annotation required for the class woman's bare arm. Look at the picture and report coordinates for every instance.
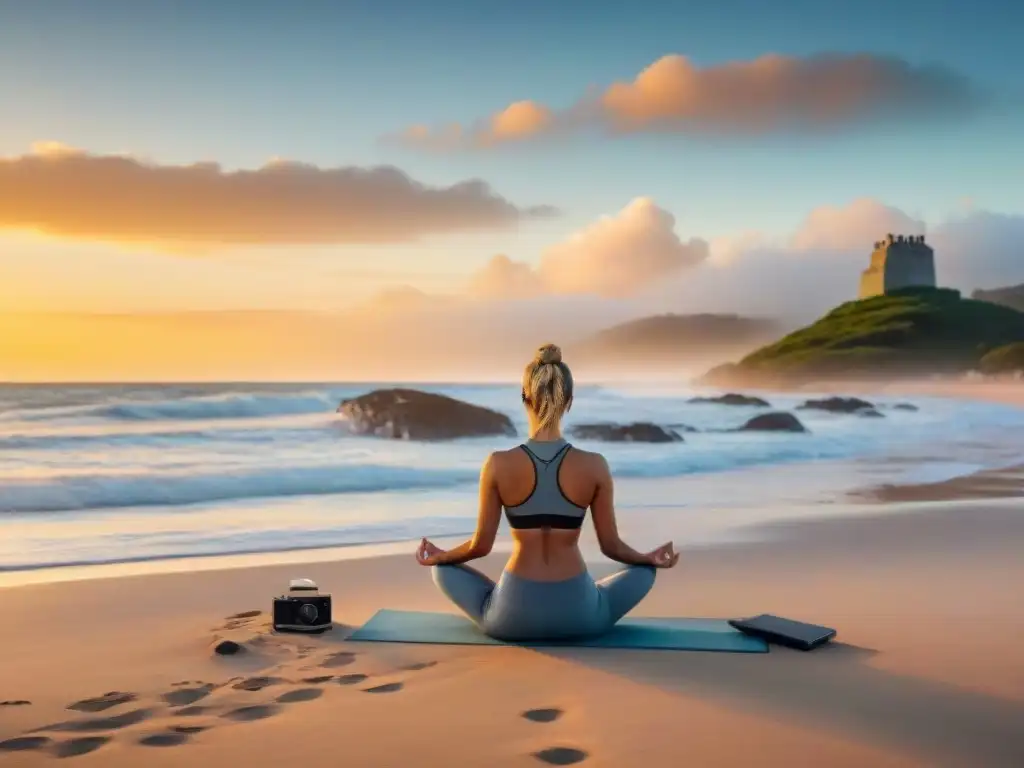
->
[431,452,503,566]
[589,455,655,566]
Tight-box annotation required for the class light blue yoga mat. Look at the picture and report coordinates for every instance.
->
[347,609,768,653]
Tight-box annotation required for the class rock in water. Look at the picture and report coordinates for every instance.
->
[797,396,875,414]
[737,412,808,433]
[570,422,683,443]
[688,393,770,407]
[338,388,517,440]
[892,402,919,411]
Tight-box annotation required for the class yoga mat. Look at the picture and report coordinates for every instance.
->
[347,609,768,653]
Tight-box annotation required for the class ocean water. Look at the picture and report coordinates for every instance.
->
[1,382,1023,572]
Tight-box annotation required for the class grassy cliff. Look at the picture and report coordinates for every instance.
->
[702,288,1024,385]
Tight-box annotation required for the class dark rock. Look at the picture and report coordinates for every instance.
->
[213,640,243,656]
[689,393,770,407]
[570,422,683,443]
[892,402,919,411]
[737,412,808,433]
[859,408,885,418]
[797,396,875,414]
[337,388,516,440]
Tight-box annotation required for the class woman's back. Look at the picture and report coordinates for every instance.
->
[419,342,678,641]
[493,439,601,581]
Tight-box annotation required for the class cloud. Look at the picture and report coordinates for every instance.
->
[9,197,1021,380]
[466,254,545,299]
[653,199,1024,321]
[373,197,1023,334]
[789,198,923,251]
[466,197,709,299]
[397,53,982,149]
[0,142,558,248]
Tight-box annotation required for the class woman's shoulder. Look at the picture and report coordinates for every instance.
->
[566,443,602,461]
[565,444,609,476]
[487,442,605,467]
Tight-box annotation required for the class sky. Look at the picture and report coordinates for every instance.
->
[1,0,1022,378]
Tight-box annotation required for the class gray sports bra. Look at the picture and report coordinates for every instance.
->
[503,438,588,530]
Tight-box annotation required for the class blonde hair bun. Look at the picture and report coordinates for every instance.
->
[535,343,562,366]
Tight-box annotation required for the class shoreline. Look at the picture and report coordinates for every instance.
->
[4,453,1023,589]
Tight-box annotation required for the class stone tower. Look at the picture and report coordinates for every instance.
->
[858,233,936,299]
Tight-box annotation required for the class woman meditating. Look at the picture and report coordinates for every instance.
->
[416,343,678,641]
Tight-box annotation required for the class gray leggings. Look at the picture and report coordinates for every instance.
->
[432,564,657,641]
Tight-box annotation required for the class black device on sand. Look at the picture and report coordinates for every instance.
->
[272,578,333,634]
[728,614,836,651]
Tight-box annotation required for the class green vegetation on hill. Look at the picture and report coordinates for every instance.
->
[703,288,1024,384]
[973,283,1024,312]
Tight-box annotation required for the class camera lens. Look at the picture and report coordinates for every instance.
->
[298,602,319,624]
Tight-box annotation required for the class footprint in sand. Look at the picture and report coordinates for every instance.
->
[67,691,137,713]
[320,651,357,669]
[171,725,208,735]
[300,675,334,684]
[276,688,323,704]
[362,682,403,694]
[532,746,589,765]
[220,704,281,723]
[162,683,215,706]
[138,731,191,748]
[53,736,111,758]
[219,610,264,630]
[226,610,263,621]
[231,676,287,692]
[173,705,211,717]
[0,736,51,752]
[336,674,368,686]
[522,708,563,724]
[37,707,154,733]
[401,660,438,671]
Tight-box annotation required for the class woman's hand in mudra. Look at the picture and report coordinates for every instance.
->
[646,541,679,568]
[416,538,445,566]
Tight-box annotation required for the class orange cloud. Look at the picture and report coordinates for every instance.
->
[789,198,923,251]
[397,53,981,148]
[466,198,708,299]
[0,143,557,248]
[466,254,544,299]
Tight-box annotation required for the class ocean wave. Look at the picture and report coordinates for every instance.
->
[0,436,850,514]
[1,390,339,424]
[0,422,335,451]
[0,464,480,514]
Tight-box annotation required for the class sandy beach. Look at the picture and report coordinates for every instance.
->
[2,477,1022,767]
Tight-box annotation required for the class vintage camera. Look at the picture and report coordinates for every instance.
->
[272,578,332,633]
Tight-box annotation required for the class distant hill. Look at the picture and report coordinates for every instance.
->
[973,283,1024,312]
[701,288,1024,386]
[573,313,782,365]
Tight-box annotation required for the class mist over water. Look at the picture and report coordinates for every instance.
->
[1,381,1022,571]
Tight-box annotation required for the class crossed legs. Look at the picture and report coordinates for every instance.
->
[594,564,657,624]
[432,564,656,632]
[431,563,495,624]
